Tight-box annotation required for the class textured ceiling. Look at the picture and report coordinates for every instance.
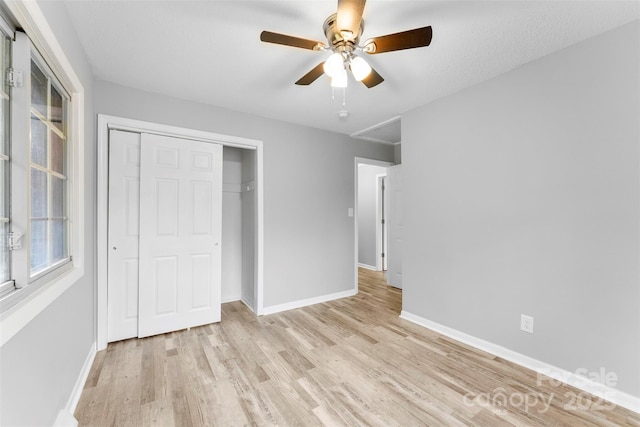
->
[63,1,639,143]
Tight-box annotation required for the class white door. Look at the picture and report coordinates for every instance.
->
[107,130,141,342]
[386,165,403,288]
[138,133,223,338]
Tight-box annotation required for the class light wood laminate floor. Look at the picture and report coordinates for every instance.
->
[76,269,639,426]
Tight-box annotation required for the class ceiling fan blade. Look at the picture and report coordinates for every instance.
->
[364,26,432,54]
[361,67,384,88]
[295,62,326,85]
[260,31,325,51]
[336,0,366,41]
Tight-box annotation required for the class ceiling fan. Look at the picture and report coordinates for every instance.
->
[260,0,433,89]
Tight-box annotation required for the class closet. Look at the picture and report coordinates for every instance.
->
[107,130,223,341]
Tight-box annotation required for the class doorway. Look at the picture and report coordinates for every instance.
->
[354,157,393,291]
[357,163,388,270]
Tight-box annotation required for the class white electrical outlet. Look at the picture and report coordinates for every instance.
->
[521,314,534,334]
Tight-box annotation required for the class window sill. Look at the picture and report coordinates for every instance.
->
[0,265,83,347]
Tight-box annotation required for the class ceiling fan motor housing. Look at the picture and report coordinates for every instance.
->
[323,13,363,53]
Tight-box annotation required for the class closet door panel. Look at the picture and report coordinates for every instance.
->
[138,133,222,338]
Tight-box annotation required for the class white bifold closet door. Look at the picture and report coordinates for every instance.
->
[138,133,223,338]
[108,130,223,341]
[107,130,141,342]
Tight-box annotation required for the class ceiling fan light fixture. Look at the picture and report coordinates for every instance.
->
[330,68,348,88]
[350,56,372,81]
[323,52,345,78]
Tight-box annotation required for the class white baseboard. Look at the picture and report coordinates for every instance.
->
[54,342,96,427]
[222,295,241,304]
[400,310,640,414]
[53,410,77,427]
[357,263,377,271]
[262,289,357,316]
[240,297,255,313]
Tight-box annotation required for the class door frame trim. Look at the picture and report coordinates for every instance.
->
[375,173,388,272]
[354,157,394,293]
[96,114,264,350]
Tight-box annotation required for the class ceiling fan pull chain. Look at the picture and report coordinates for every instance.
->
[343,87,347,108]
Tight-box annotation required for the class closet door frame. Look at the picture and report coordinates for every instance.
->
[96,114,264,351]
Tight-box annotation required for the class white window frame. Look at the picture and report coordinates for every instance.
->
[0,13,13,297]
[27,46,73,282]
[0,0,85,348]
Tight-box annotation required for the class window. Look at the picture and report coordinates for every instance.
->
[0,1,83,319]
[29,56,69,278]
[3,35,73,289]
[0,1,84,345]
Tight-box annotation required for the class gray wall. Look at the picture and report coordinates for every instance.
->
[0,2,96,426]
[358,164,386,268]
[222,146,257,305]
[94,81,395,308]
[222,147,243,302]
[402,21,639,397]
